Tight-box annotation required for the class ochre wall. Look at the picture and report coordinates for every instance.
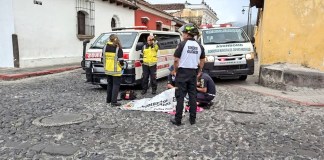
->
[255,0,324,71]
[181,9,203,17]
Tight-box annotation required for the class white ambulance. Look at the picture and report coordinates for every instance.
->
[81,27,181,88]
[199,24,255,80]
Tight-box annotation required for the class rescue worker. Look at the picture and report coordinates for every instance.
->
[103,34,124,106]
[170,23,205,126]
[196,72,216,108]
[140,35,159,95]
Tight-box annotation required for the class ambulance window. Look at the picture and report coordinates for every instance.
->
[91,32,137,49]
[202,28,249,44]
[138,33,150,43]
[154,34,181,50]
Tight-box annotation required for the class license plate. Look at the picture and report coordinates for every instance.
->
[214,60,246,66]
[100,78,107,84]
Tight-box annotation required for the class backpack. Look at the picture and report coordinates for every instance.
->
[120,90,137,100]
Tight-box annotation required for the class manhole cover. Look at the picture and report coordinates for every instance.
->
[32,113,93,127]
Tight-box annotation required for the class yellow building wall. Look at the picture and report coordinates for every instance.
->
[256,0,324,71]
[181,9,203,18]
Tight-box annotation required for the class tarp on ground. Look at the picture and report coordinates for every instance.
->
[120,88,177,112]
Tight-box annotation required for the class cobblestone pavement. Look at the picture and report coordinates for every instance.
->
[0,69,323,159]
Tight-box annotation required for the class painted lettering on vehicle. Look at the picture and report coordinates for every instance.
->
[216,44,243,48]
[157,64,170,69]
[208,48,251,54]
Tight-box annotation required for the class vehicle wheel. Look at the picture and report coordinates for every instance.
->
[238,75,247,81]
[100,84,107,89]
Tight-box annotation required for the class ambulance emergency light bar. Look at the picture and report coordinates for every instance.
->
[112,26,148,31]
[199,23,232,29]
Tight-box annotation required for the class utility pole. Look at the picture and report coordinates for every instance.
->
[242,5,252,38]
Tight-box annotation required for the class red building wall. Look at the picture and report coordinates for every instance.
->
[135,10,171,30]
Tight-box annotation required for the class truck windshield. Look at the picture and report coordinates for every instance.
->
[202,28,249,45]
[90,32,138,49]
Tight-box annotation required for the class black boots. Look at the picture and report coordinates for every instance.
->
[170,118,182,126]
[170,118,195,126]
[152,90,156,95]
[189,117,196,125]
[111,102,121,106]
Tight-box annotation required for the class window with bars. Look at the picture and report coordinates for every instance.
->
[111,18,116,29]
[76,0,95,40]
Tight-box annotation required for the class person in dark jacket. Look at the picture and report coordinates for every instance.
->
[103,34,124,106]
[196,72,216,108]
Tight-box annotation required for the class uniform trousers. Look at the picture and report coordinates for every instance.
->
[106,75,121,103]
[174,68,198,122]
[142,64,157,91]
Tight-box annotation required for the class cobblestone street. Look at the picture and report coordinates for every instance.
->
[0,69,323,159]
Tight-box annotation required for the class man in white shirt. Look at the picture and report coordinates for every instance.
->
[170,23,205,126]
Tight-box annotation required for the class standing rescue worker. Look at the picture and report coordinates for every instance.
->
[140,35,159,95]
[170,23,205,126]
[103,34,124,106]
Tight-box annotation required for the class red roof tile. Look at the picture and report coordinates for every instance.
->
[136,0,173,17]
[102,0,138,10]
[153,3,185,11]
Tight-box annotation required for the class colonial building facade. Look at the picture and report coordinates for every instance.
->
[153,0,218,27]
[0,0,137,68]
[135,0,185,31]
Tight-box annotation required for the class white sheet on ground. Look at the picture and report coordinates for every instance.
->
[120,88,177,112]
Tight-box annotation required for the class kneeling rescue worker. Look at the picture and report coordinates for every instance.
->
[103,34,124,106]
[170,23,205,126]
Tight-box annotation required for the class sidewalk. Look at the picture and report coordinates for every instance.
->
[231,60,324,107]
[231,83,324,107]
[0,63,80,81]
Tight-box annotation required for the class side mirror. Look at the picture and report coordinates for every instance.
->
[83,39,90,45]
[136,42,145,51]
[250,37,255,43]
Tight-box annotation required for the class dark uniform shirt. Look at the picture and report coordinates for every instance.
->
[198,73,216,95]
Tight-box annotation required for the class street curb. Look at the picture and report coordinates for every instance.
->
[0,66,81,81]
[231,84,324,107]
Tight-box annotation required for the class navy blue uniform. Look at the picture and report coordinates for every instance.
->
[197,73,216,105]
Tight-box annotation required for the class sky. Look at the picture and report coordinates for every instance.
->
[146,0,258,27]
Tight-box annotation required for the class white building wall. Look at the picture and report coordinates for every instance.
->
[11,0,135,68]
[94,0,135,43]
[0,0,15,67]
[12,0,81,67]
